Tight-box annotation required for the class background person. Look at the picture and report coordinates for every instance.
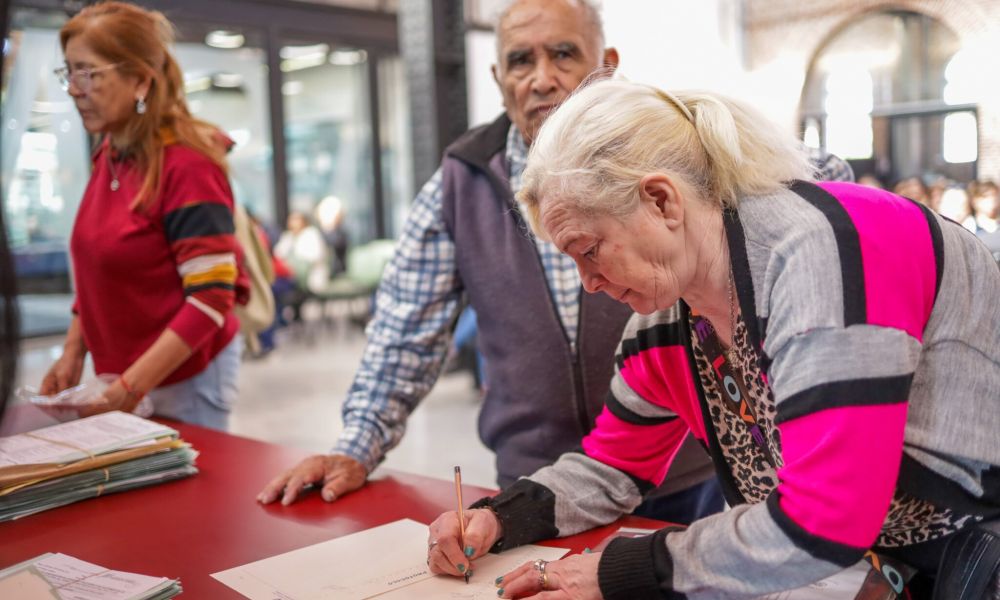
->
[937,185,974,230]
[39,2,247,430]
[893,175,930,206]
[968,180,999,235]
[315,195,350,276]
[274,212,329,292]
[968,180,1000,260]
[428,80,1000,599]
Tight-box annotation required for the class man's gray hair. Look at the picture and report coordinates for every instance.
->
[492,0,605,63]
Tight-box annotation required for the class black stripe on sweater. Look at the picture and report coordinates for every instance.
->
[605,391,677,427]
[164,202,234,241]
[789,180,867,326]
[618,323,687,363]
[766,491,867,567]
[184,282,235,295]
[775,374,913,425]
[471,478,557,553]
[912,201,945,303]
[723,208,764,350]
[599,528,686,600]
[897,455,1000,517]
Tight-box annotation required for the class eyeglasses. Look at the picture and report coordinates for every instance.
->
[53,63,123,93]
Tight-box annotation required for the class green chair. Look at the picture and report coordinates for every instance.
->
[314,239,396,325]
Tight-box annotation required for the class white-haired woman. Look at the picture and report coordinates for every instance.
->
[425,79,1000,599]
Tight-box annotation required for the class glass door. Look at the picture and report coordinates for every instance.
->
[171,22,276,224]
[2,7,86,336]
[281,37,375,246]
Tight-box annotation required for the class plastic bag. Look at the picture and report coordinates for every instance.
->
[18,374,154,422]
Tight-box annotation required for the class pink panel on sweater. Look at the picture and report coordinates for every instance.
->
[620,345,707,442]
[776,402,908,548]
[583,410,690,485]
[816,182,936,341]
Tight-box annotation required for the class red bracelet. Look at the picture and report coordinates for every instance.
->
[119,375,138,397]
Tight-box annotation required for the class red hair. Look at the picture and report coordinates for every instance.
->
[60,1,228,211]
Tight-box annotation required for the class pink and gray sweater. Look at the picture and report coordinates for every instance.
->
[477,181,1000,599]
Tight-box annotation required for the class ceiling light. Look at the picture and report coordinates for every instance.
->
[206,30,245,49]
[329,49,367,66]
[184,76,212,94]
[280,43,329,60]
[282,81,304,96]
[212,73,244,89]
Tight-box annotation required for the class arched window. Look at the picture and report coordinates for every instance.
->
[801,10,975,185]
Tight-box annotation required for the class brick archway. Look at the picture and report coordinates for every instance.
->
[746,0,1000,179]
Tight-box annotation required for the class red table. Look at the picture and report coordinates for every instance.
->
[1,421,665,597]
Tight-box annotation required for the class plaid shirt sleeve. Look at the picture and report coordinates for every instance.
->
[331,168,465,472]
[811,149,855,182]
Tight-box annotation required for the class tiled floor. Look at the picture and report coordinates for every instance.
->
[11,315,499,490]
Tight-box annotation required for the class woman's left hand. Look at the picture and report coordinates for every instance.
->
[496,553,603,599]
[78,380,140,417]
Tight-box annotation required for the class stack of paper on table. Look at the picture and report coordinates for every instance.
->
[0,411,198,521]
[213,518,570,600]
[0,552,181,599]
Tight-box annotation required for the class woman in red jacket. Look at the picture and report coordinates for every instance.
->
[39,2,247,430]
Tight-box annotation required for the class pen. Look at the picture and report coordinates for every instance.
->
[454,466,470,584]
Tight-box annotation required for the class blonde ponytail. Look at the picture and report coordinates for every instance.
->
[518,79,815,236]
[680,91,815,208]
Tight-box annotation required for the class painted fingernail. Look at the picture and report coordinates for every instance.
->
[457,563,466,573]
[497,589,504,597]
[584,547,593,553]
[464,546,474,557]
[495,576,503,586]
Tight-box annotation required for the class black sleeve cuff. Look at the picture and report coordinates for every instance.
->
[469,478,558,553]
[598,528,684,600]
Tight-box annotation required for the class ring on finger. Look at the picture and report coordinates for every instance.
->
[428,540,438,551]
[533,559,547,573]
[539,572,549,590]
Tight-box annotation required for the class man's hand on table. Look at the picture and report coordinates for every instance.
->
[256,454,367,505]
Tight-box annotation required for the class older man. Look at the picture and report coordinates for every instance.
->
[257,0,722,520]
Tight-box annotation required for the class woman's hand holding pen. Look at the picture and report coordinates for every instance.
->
[427,508,502,580]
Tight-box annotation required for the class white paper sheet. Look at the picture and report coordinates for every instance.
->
[212,519,569,600]
[0,412,176,467]
[0,552,177,600]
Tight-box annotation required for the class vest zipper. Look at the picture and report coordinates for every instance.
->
[524,233,591,436]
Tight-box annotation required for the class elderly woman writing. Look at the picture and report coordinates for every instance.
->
[426,79,1000,599]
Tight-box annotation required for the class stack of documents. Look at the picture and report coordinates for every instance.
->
[0,552,181,599]
[0,411,198,521]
